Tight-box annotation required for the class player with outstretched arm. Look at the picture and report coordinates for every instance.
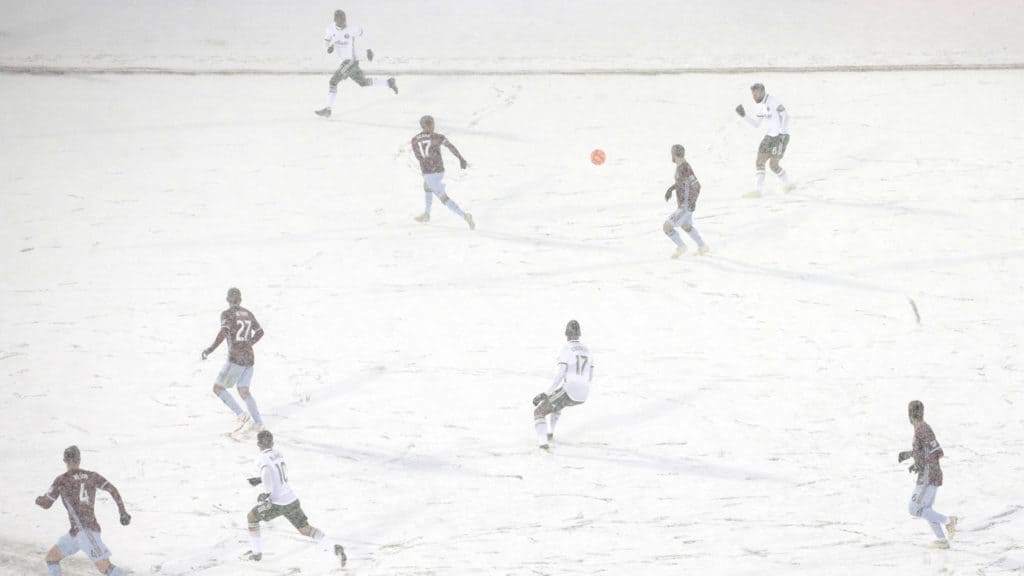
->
[411,115,475,229]
[735,82,794,197]
[315,9,398,118]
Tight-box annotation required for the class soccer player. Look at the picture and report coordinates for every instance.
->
[35,446,131,576]
[411,115,475,229]
[735,82,794,197]
[898,400,958,548]
[663,144,709,259]
[202,287,265,433]
[532,320,593,450]
[314,9,398,118]
[243,430,347,567]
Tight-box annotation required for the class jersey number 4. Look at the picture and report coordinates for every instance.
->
[575,355,589,376]
[235,320,253,342]
[78,483,90,504]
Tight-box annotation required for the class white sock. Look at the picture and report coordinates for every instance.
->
[534,418,548,446]
[309,527,339,551]
[773,167,791,185]
[549,412,561,435]
[216,389,243,416]
[755,169,766,194]
[424,191,433,213]
[326,89,337,109]
[105,566,125,576]
[249,529,262,554]
[444,199,466,218]
[243,395,263,426]
[686,227,705,247]
[666,229,685,247]
[47,561,62,576]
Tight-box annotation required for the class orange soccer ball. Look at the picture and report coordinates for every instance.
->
[590,149,606,165]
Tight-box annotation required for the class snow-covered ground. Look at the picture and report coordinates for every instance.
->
[2,2,1024,576]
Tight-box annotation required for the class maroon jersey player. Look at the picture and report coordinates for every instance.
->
[36,445,131,576]
[662,144,709,259]
[202,287,265,433]
[897,400,958,548]
[411,115,475,229]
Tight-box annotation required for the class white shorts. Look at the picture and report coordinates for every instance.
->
[667,208,695,229]
[423,172,447,197]
[215,362,253,389]
[56,530,111,562]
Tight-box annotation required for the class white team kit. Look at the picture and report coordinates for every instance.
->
[551,341,593,403]
[742,93,789,137]
[324,24,367,63]
[258,448,297,506]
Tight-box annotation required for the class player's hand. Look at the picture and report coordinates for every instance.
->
[366,49,374,62]
[248,477,262,486]
[735,104,745,117]
[532,393,548,407]
[898,450,913,463]
[908,462,922,474]
[35,495,49,508]
[119,511,131,526]
[327,45,334,54]
[664,186,674,201]
[257,492,271,503]
[201,349,210,360]
[459,158,468,170]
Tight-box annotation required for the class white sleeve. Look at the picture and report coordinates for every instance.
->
[777,101,790,133]
[547,363,568,395]
[741,114,760,128]
[323,25,333,45]
[260,462,273,494]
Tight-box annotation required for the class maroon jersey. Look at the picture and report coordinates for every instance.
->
[43,469,110,534]
[672,161,701,211]
[912,422,944,486]
[411,132,450,174]
[209,305,264,366]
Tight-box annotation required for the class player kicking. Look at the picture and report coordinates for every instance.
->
[202,287,265,434]
[411,115,475,229]
[35,446,132,576]
[663,144,709,259]
[314,9,398,118]
[898,400,958,548]
[243,430,348,567]
[735,82,794,197]
[532,320,593,450]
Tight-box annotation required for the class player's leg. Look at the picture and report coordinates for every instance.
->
[677,209,708,253]
[235,367,263,429]
[426,173,474,228]
[664,210,688,259]
[244,507,264,560]
[918,486,949,541]
[748,137,771,197]
[73,530,123,576]
[288,503,347,565]
[213,362,246,419]
[45,543,66,576]
[414,181,433,221]
[347,64,398,95]
[534,398,554,448]
[768,136,794,190]
[317,61,354,116]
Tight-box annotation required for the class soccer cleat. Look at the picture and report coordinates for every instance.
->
[547,433,554,442]
[671,245,687,259]
[334,544,347,567]
[387,77,399,95]
[465,213,476,230]
[241,550,262,561]
[413,212,430,223]
[232,413,251,433]
[929,540,950,549]
[314,108,332,118]
[783,182,797,192]
[697,245,711,255]
[248,422,265,433]
[946,516,958,540]
[539,444,550,451]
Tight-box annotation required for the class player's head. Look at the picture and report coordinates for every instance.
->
[565,319,581,341]
[63,445,81,468]
[750,83,765,103]
[257,430,274,450]
[334,9,346,27]
[419,115,435,133]
[226,287,242,306]
[671,144,685,163]
[908,400,924,423]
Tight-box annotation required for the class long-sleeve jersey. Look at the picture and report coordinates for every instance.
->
[670,160,701,211]
[206,305,264,366]
[324,24,368,62]
[742,94,789,137]
[257,448,298,506]
[40,469,126,535]
[911,422,944,486]
[546,340,593,402]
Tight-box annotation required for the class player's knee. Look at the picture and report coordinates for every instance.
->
[212,385,223,395]
[534,405,548,419]
[908,502,923,517]
[770,159,781,171]
[238,387,251,398]
[438,194,450,204]
[682,224,693,233]
[662,221,675,235]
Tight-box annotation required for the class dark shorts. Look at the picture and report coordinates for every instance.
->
[536,388,583,417]
[758,134,790,158]
[253,499,309,529]
[330,60,369,87]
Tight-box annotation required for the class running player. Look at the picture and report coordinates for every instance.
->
[735,82,794,197]
[202,287,265,433]
[411,115,475,229]
[314,9,398,117]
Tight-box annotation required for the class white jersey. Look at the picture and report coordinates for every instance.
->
[324,24,366,62]
[743,94,789,137]
[257,449,297,506]
[549,340,593,402]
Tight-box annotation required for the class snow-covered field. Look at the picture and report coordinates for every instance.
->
[2,2,1024,576]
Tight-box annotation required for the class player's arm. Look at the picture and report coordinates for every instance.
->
[442,139,469,169]
[35,480,59,509]
[202,313,230,359]
[251,317,265,346]
[777,101,790,134]
[664,182,677,201]
[96,476,131,525]
[324,26,335,53]
[735,104,759,127]
[546,362,568,395]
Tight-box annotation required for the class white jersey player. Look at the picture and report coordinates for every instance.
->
[315,9,398,118]
[532,320,593,449]
[243,430,347,567]
[735,82,795,196]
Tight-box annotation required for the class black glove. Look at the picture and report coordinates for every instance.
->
[664,186,674,201]
[201,348,211,360]
[459,158,468,170]
[327,45,334,54]
[897,451,912,463]
[779,133,790,155]
[366,49,374,61]
[735,104,745,117]
[119,511,131,526]
[35,496,49,507]
[908,462,922,474]
[248,477,262,486]
[532,393,548,406]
